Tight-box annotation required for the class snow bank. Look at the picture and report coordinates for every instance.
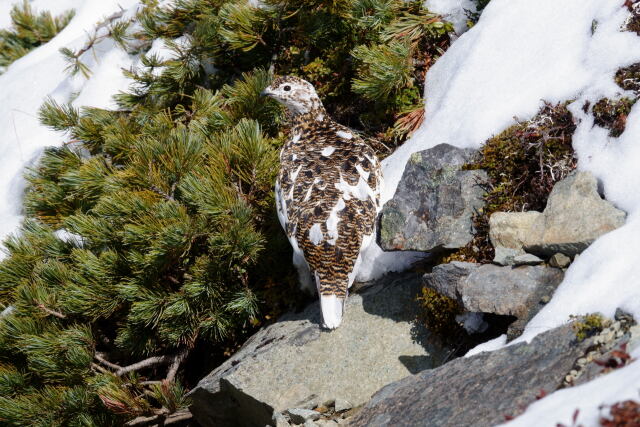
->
[379,0,640,317]
[0,0,141,255]
[382,0,640,204]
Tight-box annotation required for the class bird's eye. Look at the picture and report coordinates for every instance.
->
[283,85,291,91]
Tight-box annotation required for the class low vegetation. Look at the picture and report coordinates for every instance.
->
[0,0,456,424]
[0,1,74,72]
[449,102,577,263]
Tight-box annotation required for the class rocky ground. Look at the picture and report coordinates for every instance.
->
[188,144,632,427]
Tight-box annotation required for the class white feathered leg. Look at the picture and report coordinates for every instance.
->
[293,249,314,294]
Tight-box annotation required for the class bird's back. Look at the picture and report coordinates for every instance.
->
[276,115,381,326]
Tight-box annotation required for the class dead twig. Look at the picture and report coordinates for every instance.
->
[166,348,190,383]
[116,355,173,377]
[36,303,66,319]
[94,352,123,370]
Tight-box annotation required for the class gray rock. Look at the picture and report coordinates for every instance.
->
[492,246,523,266]
[351,323,599,427]
[334,398,353,413]
[629,325,640,353]
[316,421,339,427]
[379,144,487,252]
[287,409,321,424]
[303,421,318,427]
[455,312,488,334]
[273,412,291,427]
[524,172,626,257]
[512,253,543,266]
[490,212,541,265]
[549,252,571,268]
[423,262,564,340]
[189,273,452,427]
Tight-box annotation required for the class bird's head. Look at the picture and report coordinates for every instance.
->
[261,76,325,118]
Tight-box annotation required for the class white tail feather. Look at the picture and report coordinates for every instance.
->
[320,294,344,329]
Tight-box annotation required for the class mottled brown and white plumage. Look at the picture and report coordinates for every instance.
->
[262,76,382,329]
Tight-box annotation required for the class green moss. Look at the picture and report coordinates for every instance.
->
[592,97,636,138]
[417,287,463,336]
[572,313,608,341]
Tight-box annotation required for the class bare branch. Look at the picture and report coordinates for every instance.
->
[91,362,110,375]
[94,352,123,370]
[165,410,193,425]
[124,414,162,427]
[36,303,66,319]
[166,348,190,383]
[116,355,172,377]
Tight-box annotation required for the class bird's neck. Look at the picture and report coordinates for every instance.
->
[290,106,328,127]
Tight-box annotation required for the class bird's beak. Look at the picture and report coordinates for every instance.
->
[260,88,271,97]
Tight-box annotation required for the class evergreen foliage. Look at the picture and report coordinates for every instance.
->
[0,0,455,424]
[0,1,74,72]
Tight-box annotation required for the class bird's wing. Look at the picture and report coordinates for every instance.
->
[282,125,380,297]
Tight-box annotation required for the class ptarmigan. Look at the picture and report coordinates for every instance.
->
[261,76,382,329]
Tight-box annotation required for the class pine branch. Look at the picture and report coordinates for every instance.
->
[59,10,131,78]
[116,355,172,377]
[125,413,166,427]
[91,362,111,375]
[36,303,66,319]
[165,410,192,425]
[166,348,190,383]
[125,408,191,426]
[94,352,123,370]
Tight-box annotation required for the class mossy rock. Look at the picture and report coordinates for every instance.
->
[455,102,577,263]
[572,313,610,341]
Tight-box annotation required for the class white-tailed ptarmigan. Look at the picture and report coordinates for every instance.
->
[261,76,382,329]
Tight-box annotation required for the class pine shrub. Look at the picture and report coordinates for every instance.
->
[0,0,455,423]
[0,1,74,72]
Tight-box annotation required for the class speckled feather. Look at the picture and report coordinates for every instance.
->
[269,76,382,299]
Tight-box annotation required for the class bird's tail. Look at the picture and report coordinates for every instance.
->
[320,294,345,329]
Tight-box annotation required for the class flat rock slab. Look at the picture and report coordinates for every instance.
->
[351,323,595,427]
[423,262,564,339]
[188,273,452,427]
[379,144,487,252]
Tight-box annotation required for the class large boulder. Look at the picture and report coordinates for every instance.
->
[423,261,564,339]
[379,144,487,252]
[488,172,626,262]
[523,171,626,257]
[351,321,628,427]
[188,273,453,427]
